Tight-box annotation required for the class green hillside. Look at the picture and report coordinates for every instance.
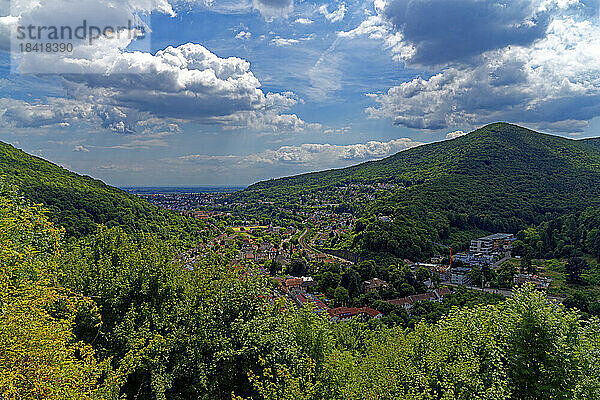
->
[0,141,202,238]
[583,137,600,148]
[239,123,600,232]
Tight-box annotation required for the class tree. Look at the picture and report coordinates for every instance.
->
[563,291,589,313]
[493,262,516,288]
[355,260,376,281]
[431,271,441,288]
[415,266,430,284]
[0,184,117,399]
[333,286,349,307]
[288,258,308,277]
[520,255,532,273]
[340,269,361,299]
[467,267,483,288]
[266,260,281,276]
[565,257,587,284]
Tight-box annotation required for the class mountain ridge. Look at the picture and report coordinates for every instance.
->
[0,141,202,238]
[245,123,600,192]
[234,123,600,248]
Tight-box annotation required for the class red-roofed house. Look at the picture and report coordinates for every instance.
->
[284,278,304,295]
[327,306,383,322]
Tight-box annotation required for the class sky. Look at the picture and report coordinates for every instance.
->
[1,0,600,187]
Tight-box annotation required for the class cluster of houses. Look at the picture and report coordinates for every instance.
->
[273,273,459,322]
[450,233,515,285]
[408,233,555,291]
[273,276,384,323]
[454,233,515,267]
[239,239,280,263]
[362,277,389,293]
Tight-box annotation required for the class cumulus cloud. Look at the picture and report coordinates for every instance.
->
[0,0,318,135]
[0,98,87,128]
[3,40,318,134]
[73,145,90,152]
[446,130,467,139]
[343,0,600,132]
[235,30,252,39]
[179,137,422,169]
[295,17,314,24]
[367,16,600,132]
[2,0,174,59]
[379,0,560,66]
[319,2,347,23]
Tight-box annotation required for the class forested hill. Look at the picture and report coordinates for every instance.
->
[583,137,600,148]
[237,123,600,233]
[0,141,201,238]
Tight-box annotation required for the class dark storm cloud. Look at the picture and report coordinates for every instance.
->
[382,0,551,65]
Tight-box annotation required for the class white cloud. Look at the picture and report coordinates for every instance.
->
[73,145,90,152]
[323,126,350,135]
[0,97,88,128]
[367,16,600,132]
[294,17,314,24]
[235,30,252,40]
[319,2,347,23]
[378,0,560,66]
[446,130,467,139]
[271,37,300,46]
[307,37,343,100]
[344,0,600,132]
[0,1,318,135]
[1,42,318,134]
[179,137,423,169]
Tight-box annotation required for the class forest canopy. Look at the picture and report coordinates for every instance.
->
[2,181,600,399]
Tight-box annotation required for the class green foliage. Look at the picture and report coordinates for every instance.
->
[232,123,600,260]
[253,287,597,400]
[0,184,117,399]
[4,183,600,399]
[566,257,588,284]
[0,143,205,240]
[58,227,340,399]
[287,258,309,277]
[515,208,600,260]
[351,216,437,262]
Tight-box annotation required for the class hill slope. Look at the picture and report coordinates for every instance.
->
[236,123,600,245]
[0,141,201,238]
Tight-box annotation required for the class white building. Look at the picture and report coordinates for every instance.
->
[470,233,515,255]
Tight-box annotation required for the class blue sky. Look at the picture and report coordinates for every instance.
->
[1,0,600,186]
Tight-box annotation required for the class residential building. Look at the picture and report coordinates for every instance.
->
[454,252,493,266]
[451,267,471,285]
[283,278,304,295]
[328,306,383,322]
[301,276,318,290]
[470,233,515,255]
[295,293,328,313]
[361,278,389,294]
